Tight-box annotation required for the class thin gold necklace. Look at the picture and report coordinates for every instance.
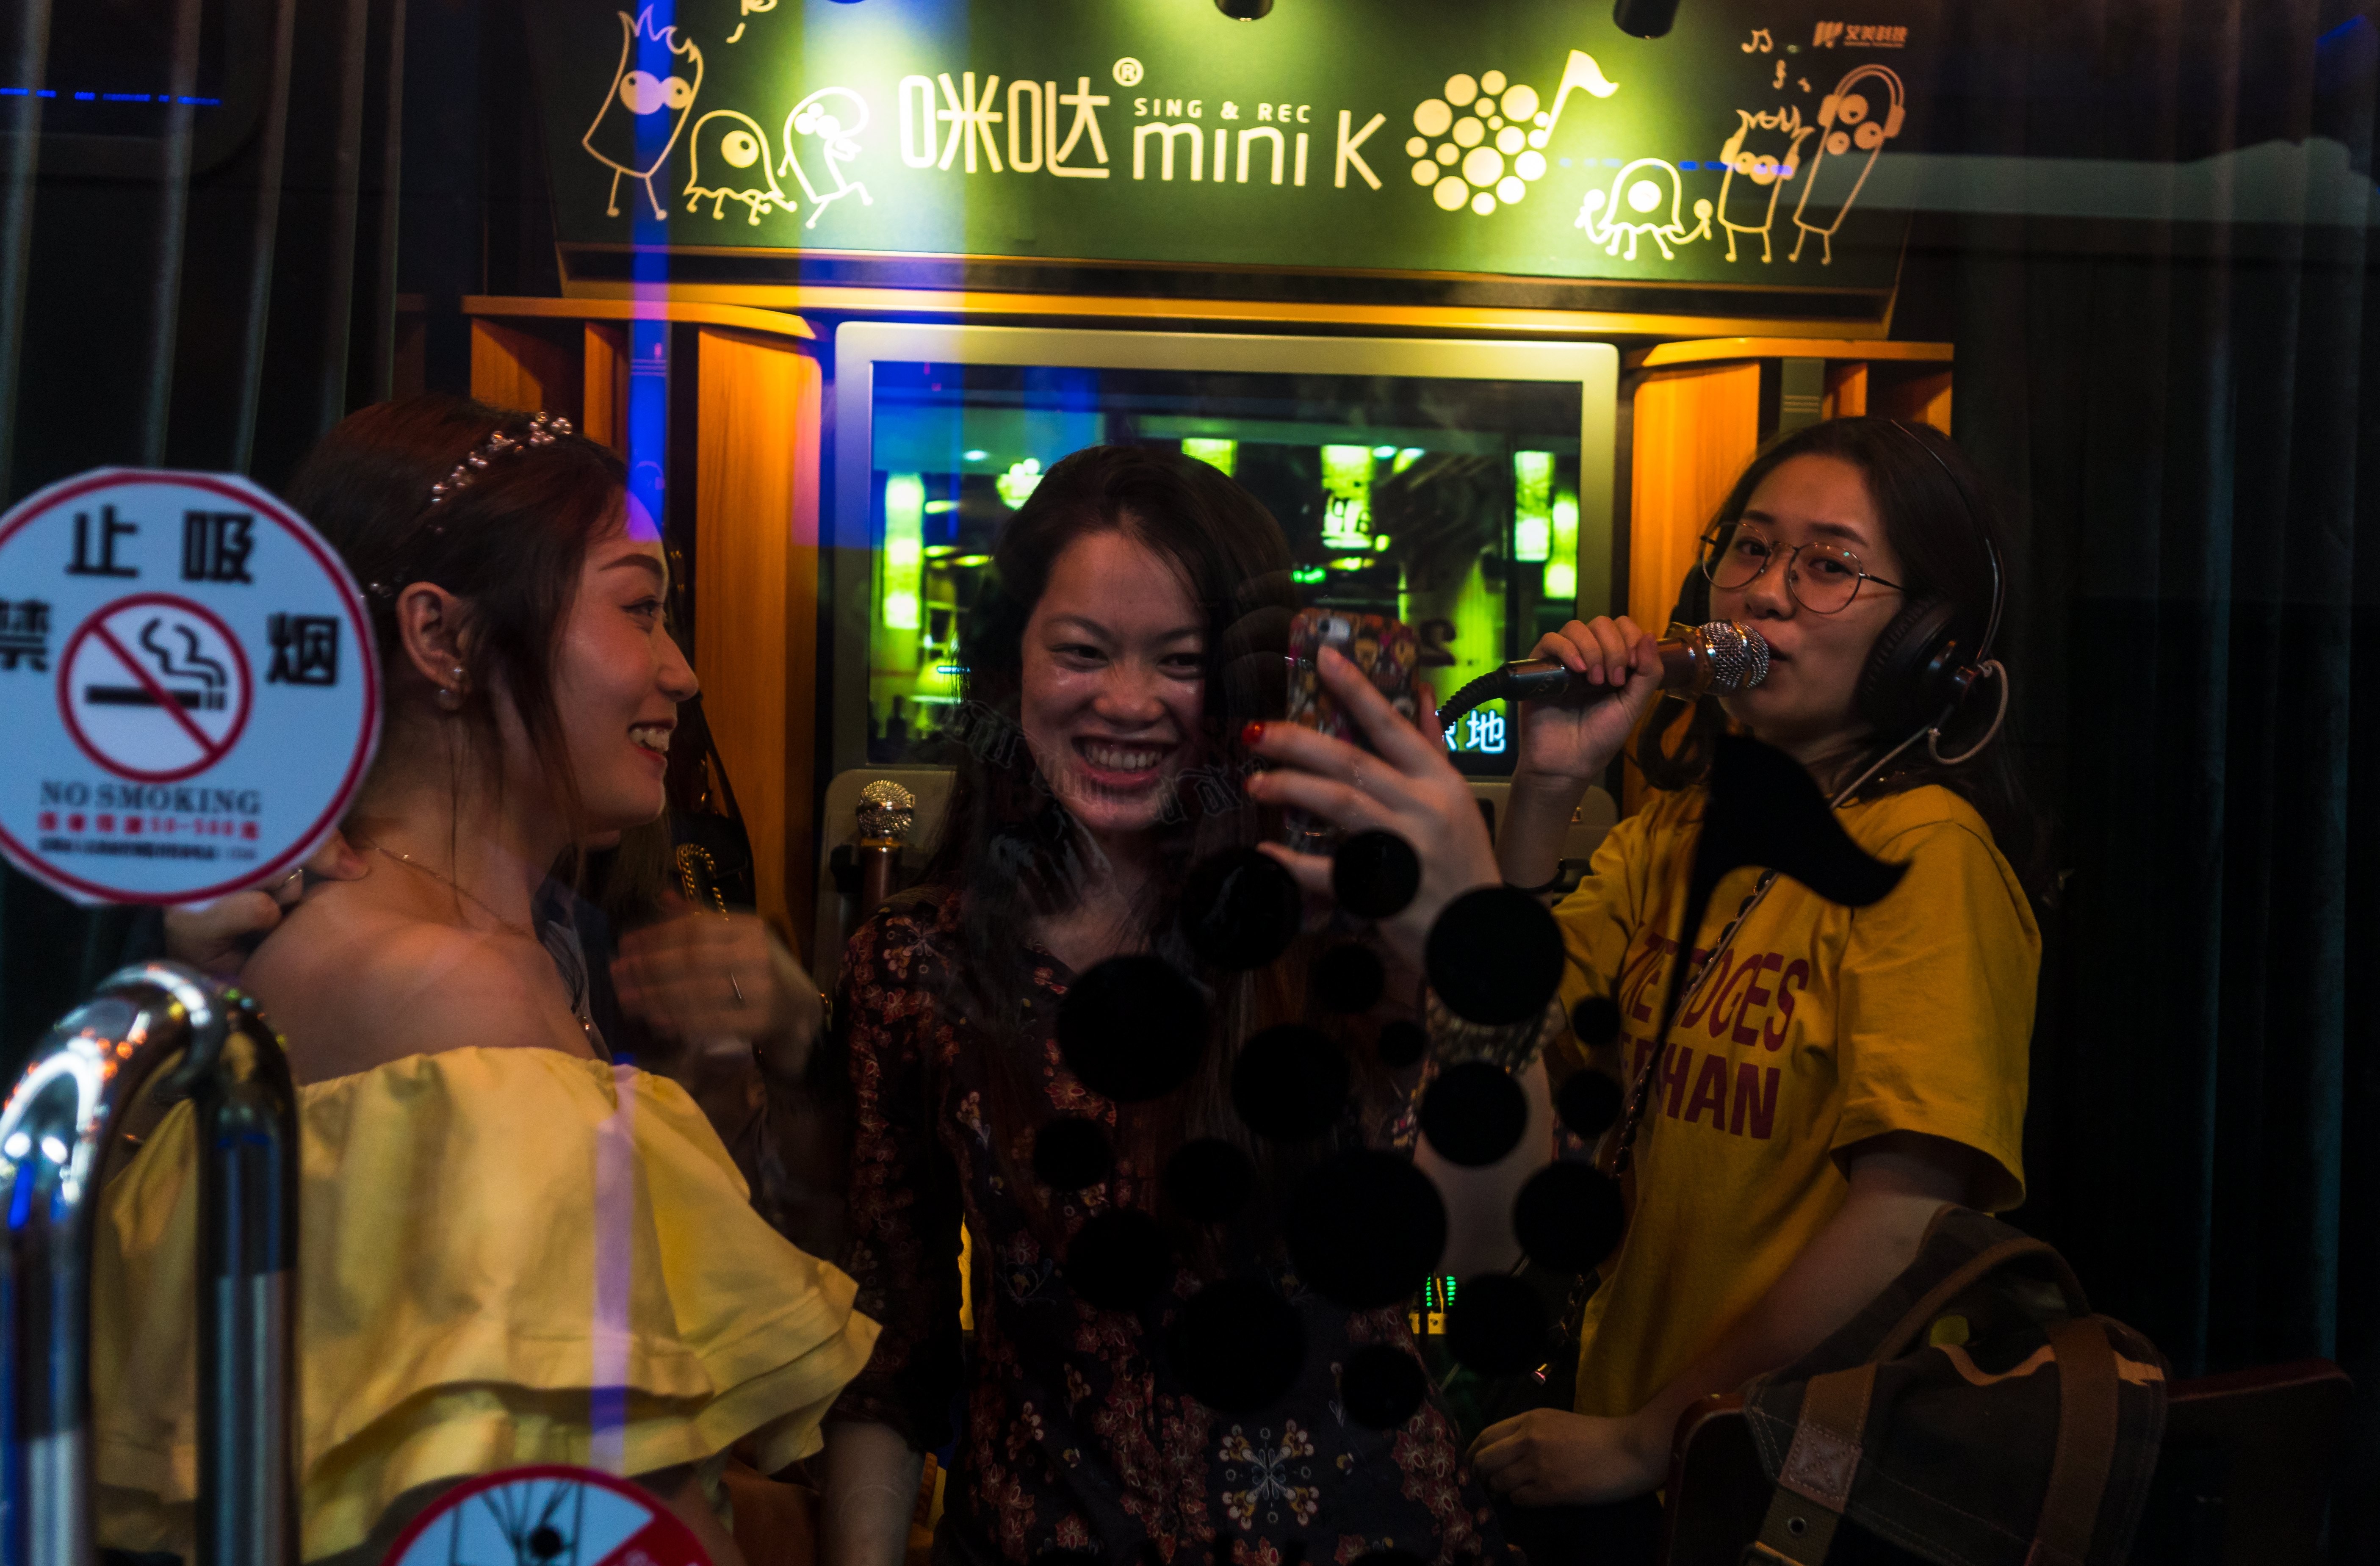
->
[357,839,537,941]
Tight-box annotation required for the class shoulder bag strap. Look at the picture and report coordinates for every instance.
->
[1744,1363,1876,1565]
[1873,1232,2087,1363]
[2027,1317,2123,1566]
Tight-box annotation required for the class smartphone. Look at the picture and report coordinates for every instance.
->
[1282,609,1420,849]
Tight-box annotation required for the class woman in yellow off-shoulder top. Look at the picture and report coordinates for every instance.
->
[93,396,877,1566]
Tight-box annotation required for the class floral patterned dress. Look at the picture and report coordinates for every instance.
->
[829,896,1517,1566]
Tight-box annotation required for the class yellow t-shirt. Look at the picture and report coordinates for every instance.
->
[1551,783,2039,1420]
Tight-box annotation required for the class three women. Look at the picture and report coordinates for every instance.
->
[97,401,2037,1566]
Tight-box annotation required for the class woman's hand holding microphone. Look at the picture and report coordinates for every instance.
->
[1497,616,1666,890]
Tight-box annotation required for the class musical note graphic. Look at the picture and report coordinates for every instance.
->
[1540,49,1619,137]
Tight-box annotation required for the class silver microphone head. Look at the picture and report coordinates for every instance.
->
[1697,620,1771,694]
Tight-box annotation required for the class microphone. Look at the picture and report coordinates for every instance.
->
[1438,621,1770,727]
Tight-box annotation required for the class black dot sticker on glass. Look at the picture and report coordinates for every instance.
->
[1570,993,1623,1051]
[1426,885,1566,1026]
[1183,847,1303,971]
[1165,1277,1306,1413]
[1341,1342,1427,1429]
[1555,1069,1626,1141]
[1162,1136,1256,1223]
[1376,1018,1427,1069]
[1512,1161,1627,1274]
[1285,1148,1447,1308]
[1230,1024,1352,1141]
[1314,943,1387,1014]
[1420,1060,1528,1166]
[1332,830,1422,919]
[1445,1273,1549,1376]
[1063,1208,1174,1311]
[1056,955,1208,1103]
[1032,1116,1117,1191]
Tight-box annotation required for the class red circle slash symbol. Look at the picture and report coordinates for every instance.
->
[57,593,254,783]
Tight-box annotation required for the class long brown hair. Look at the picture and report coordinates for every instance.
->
[282,393,631,849]
[916,445,1331,1246]
[1637,416,2047,895]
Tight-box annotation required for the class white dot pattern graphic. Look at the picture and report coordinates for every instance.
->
[1414,68,1558,217]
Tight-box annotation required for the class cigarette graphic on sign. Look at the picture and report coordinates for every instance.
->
[58,594,253,783]
[79,617,230,711]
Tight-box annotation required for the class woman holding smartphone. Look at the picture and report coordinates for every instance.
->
[821,445,1528,1566]
[1250,418,2040,1541]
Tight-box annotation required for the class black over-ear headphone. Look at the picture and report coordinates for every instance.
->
[1853,420,2006,758]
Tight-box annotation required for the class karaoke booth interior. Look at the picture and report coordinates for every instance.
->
[0,0,2373,1561]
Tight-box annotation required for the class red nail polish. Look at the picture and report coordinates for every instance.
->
[1242,720,1266,747]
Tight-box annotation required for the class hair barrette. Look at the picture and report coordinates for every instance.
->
[428,410,574,506]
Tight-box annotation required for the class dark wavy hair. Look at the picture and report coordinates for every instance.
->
[282,393,631,846]
[915,444,1336,1245]
[1637,416,2047,895]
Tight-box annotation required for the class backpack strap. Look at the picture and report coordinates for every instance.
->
[1744,1363,1876,1565]
[2027,1317,2123,1566]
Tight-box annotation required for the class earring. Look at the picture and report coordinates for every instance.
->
[436,685,463,712]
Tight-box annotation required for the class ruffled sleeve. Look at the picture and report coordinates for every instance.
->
[93,1047,879,1563]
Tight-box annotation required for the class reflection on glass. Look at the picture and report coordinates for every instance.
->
[866,362,1585,775]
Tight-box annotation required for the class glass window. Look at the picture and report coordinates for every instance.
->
[863,360,1586,775]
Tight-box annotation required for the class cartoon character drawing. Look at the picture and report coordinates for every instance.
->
[583,8,703,221]
[685,109,795,224]
[1716,105,1815,263]
[1575,158,1713,260]
[1789,64,1904,265]
[779,87,872,230]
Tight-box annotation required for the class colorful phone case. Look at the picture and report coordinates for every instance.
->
[1282,610,1420,851]
[1285,609,1422,748]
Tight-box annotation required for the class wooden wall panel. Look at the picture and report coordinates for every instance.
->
[1824,362,1868,419]
[1628,362,1761,636]
[469,319,582,418]
[582,322,628,453]
[1624,362,1760,816]
[1875,368,1952,432]
[695,328,823,960]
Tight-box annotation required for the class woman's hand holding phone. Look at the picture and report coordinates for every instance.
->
[1245,643,1500,967]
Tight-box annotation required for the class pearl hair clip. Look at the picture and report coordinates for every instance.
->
[429,410,573,505]
[367,411,575,598]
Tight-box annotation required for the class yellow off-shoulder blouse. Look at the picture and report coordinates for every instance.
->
[92,1046,879,1563]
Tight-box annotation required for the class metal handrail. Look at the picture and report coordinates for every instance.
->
[0,961,298,1566]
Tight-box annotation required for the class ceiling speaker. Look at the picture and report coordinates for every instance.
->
[1612,0,1681,38]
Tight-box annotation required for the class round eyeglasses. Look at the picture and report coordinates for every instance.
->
[1700,521,1904,615]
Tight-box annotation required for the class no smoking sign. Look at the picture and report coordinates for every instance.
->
[0,469,379,904]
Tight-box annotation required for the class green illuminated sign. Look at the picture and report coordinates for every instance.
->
[527,0,1935,291]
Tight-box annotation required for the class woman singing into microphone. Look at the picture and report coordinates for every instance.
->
[1248,418,2040,1537]
[94,396,877,1566]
